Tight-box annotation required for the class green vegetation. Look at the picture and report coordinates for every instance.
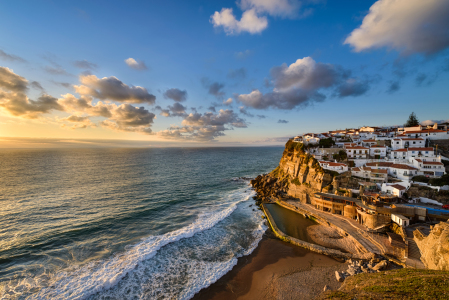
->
[291,178,301,186]
[319,137,335,148]
[285,139,304,152]
[333,150,348,162]
[270,166,280,177]
[324,169,340,177]
[442,160,449,167]
[414,174,449,186]
[323,269,449,300]
[405,112,419,127]
[412,175,430,183]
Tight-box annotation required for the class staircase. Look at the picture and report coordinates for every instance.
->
[407,238,421,260]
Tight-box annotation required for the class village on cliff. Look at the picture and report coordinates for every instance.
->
[252,115,449,275]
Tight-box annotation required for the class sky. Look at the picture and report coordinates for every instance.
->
[0,0,448,147]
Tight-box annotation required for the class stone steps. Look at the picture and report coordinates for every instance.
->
[407,239,421,260]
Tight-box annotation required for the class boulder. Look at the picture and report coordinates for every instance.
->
[335,271,345,282]
[323,285,330,292]
[372,260,388,271]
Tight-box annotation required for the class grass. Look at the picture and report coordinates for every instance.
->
[322,269,449,300]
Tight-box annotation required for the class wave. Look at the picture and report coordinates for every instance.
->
[2,189,262,300]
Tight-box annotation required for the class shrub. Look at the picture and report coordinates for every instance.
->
[291,178,301,186]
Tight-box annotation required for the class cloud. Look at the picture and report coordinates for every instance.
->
[239,106,254,117]
[237,57,369,109]
[227,67,247,79]
[0,50,26,63]
[0,92,64,119]
[210,8,268,35]
[163,88,187,102]
[125,58,148,70]
[202,78,225,98]
[344,0,449,55]
[157,109,247,141]
[387,81,400,93]
[60,115,96,129]
[223,98,233,105]
[257,114,266,119]
[100,104,155,134]
[211,0,315,35]
[235,50,253,59]
[52,81,73,89]
[157,102,188,117]
[30,81,45,91]
[74,74,156,104]
[73,60,98,70]
[45,66,71,76]
[0,67,28,92]
[421,119,449,125]
[277,119,289,123]
[415,73,438,86]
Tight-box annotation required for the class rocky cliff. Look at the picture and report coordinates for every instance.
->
[251,140,334,204]
[414,221,449,270]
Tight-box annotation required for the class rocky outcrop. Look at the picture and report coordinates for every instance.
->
[414,221,449,270]
[251,139,334,204]
[407,185,449,204]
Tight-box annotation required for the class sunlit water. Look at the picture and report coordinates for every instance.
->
[0,147,283,299]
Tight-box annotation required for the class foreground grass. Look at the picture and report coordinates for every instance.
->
[321,269,449,300]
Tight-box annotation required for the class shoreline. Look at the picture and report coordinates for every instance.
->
[192,229,348,300]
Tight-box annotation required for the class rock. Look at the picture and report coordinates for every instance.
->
[347,268,356,276]
[414,221,449,271]
[361,266,368,273]
[335,271,345,282]
[323,285,330,292]
[372,260,388,271]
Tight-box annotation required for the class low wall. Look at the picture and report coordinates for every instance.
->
[262,203,366,260]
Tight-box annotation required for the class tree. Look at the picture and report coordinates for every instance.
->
[405,112,419,127]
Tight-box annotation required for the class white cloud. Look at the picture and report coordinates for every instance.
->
[125,58,148,70]
[240,0,299,17]
[345,0,449,55]
[211,8,268,35]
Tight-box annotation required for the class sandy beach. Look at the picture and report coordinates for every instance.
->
[192,230,348,300]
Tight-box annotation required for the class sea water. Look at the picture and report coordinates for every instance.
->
[0,147,282,299]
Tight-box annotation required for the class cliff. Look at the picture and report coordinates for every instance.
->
[251,139,335,204]
[414,221,449,270]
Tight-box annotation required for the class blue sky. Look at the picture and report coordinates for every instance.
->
[0,0,448,146]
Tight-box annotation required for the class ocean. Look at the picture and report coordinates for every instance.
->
[0,147,283,299]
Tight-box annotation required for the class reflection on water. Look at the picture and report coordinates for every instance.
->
[265,203,316,243]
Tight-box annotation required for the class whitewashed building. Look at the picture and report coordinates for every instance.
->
[319,161,349,173]
[391,138,425,150]
[369,145,387,158]
[346,146,369,159]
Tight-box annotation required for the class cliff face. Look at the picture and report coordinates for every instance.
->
[251,140,334,204]
[414,221,449,270]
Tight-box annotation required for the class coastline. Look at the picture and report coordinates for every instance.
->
[192,229,348,300]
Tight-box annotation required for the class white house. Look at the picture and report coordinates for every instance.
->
[400,129,449,140]
[369,145,387,158]
[389,164,419,181]
[391,214,410,227]
[303,133,320,144]
[319,161,349,173]
[346,146,369,159]
[411,158,446,177]
[361,139,378,147]
[381,183,408,197]
[389,147,435,159]
[351,166,388,183]
[391,138,425,150]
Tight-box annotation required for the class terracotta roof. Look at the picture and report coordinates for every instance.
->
[362,139,377,142]
[346,146,369,150]
[390,184,406,191]
[370,145,386,148]
[390,164,418,170]
[372,169,388,174]
[405,129,446,133]
[392,149,408,152]
[352,167,361,172]
[326,162,347,167]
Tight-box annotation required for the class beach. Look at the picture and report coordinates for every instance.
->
[193,229,348,300]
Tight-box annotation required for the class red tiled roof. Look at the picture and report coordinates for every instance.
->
[352,167,361,172]
[362,139,377,142]
[392,149,408,152]
[390,184,406,191]
[372,169,388,174]
[400,138,424,140]
[370,145,386,148]
[390,164,418,170]
[404,129,446,133]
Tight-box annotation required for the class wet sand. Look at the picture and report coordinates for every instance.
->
[192,230,347,300]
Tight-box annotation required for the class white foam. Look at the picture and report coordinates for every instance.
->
[21,189,257,300]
